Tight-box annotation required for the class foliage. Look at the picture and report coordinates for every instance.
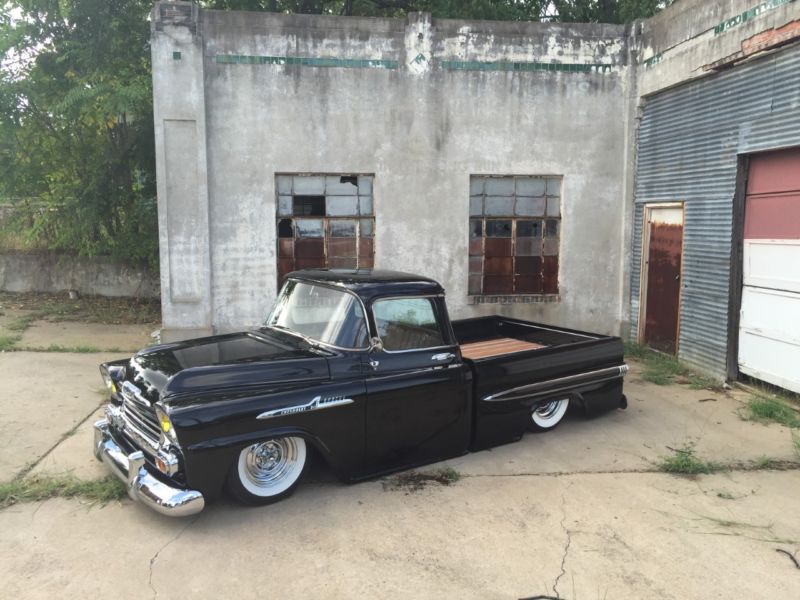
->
[625,342,723,390]
[739,396,800,428]
[657,442,721,475]
[0,474,127,507]
[0,1,157,268]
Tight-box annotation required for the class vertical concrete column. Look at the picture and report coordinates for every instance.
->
[151,2,213,341]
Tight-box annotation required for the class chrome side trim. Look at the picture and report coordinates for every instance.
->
[93,420,204,517]
[483,364,629,402]
[256,395,354,420]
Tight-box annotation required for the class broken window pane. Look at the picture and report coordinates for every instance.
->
[486,220,512,238]
[278,218,294,238]
[293,196,325,216]
[326,196,358,217]
[296,219,324,237]
[330,220,356,237]
[545,219,559,237]
[326,176,359,195]
[516,220,542,238]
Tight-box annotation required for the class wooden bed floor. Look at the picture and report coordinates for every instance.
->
[459,337,546,360]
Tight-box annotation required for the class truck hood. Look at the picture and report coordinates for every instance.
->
[128,329,331,405]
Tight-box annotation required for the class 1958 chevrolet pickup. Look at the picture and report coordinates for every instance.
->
[94,270,628,516]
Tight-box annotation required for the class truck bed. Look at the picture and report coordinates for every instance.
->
[452,316,626,451]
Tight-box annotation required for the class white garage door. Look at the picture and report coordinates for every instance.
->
[738,147,800,393]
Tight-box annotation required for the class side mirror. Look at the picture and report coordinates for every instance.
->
[369,337,384,353]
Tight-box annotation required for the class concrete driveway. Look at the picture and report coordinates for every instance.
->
[1,353,799,599]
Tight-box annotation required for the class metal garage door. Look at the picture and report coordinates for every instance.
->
[738,147,800,393]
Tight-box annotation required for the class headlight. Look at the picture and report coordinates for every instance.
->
[99,364,126,394]
[155,405,179,446]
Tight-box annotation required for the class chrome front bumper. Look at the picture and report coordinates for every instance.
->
[93,420,205,517]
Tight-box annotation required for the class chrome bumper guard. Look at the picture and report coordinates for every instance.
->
[93,420,204,517]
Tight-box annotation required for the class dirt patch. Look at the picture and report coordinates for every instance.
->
[0,291,159,325]
[382,467,461,493]
[18,320,153,352]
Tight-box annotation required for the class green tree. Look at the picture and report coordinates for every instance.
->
[0,1,157,267]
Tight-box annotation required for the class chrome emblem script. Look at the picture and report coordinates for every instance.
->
[257,395,354,420]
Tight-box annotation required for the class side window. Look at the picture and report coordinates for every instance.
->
[372,298,446,351]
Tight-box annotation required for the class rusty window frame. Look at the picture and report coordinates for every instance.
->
[276,175,375,289]
[468,175,561,297]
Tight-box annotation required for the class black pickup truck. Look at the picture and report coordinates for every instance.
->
[94,270,628,516]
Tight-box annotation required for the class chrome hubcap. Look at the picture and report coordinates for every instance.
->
[242,438,300,491]
[535,400,561,419]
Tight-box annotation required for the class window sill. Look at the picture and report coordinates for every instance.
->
[468,294,560,305]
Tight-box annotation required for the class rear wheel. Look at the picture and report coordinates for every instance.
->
[529,398,569,432]
[227,437,310,505]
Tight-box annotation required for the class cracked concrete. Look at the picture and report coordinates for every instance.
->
[2,350,800,598]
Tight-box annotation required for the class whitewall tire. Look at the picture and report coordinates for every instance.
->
[529,398,569,432]
[227,436,309,505]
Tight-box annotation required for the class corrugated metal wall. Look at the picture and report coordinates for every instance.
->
[631,44,800,377]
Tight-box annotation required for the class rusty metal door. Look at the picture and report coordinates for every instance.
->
[641,205,684,354]
[738,147,800,393]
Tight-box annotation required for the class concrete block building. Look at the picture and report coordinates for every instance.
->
[150,0,800,390]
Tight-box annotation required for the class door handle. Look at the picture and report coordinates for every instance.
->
[431,352,456,362]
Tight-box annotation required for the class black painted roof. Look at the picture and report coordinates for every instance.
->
[287,269,444,302]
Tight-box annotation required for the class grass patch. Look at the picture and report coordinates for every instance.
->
[0,475,127,508]
[0,334,20,351]
[39,344,102,353]
[625,342,723,390]
[739,396,800,428]
[5,315,34,332]
[383,467,461,492]
[657,442,722,475]
[0,291,160,325]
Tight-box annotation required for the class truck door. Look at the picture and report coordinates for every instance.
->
[363,296,470,472]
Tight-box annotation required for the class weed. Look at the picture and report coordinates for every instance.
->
[625,342,723,390]
[0,334,19,351]
[0,475,127,508]
[39,344,102,353]
[793,431,800,458]
[383,467,461,492]
[5,316,33,332]
[716,491,735,500]
[657,442,721,475]
[755,455,778,469]
[739,396,800,428]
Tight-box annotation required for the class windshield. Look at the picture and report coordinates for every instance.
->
[266,280,369,349]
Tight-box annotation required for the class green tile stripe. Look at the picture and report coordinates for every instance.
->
[440,60,613,73]
[215,54,399,69]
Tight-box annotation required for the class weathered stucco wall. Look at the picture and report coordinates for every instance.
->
[152,2,634,340]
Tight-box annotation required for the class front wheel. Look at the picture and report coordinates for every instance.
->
[227,436,310,505]
[529,398,569,432]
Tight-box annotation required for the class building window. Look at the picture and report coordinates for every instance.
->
[276,174,374,287]
[469,175,561,296]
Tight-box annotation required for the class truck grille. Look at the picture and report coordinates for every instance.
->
[120,381,160,453]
